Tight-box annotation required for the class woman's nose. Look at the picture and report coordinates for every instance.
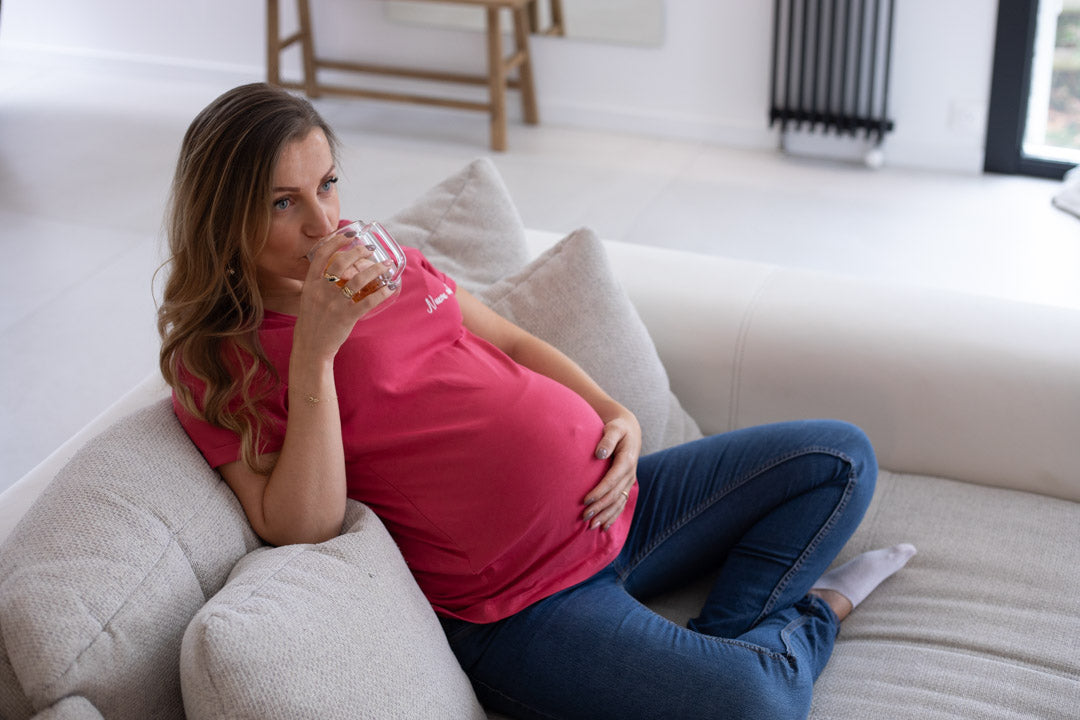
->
[303,204,335,238]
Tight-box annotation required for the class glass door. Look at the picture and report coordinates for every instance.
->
[986,0,1079,178]
[1023,0,1080,164]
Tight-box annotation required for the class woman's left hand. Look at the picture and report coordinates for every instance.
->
[583,408,642,531]
[454,289,642,531]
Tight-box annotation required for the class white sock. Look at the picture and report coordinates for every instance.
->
[811,543,917,608]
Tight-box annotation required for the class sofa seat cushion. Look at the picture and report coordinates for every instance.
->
[810,471,1080,718]
[0,399,260,719]
[644,469,1080,719]
[181,502,486,720]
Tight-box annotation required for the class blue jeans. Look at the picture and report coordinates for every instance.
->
[441,420,877,720]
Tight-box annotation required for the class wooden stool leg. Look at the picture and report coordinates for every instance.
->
[527,0,539,33]
[297,0,319,98]
[267,0,281,85]
[550,0,565,36]
[486,6,507,152]
[512,6,539,125]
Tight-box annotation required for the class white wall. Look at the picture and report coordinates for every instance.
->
[0,0,997,173]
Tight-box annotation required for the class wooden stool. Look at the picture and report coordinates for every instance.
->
[266,0,539,151]
[528,0,565,37]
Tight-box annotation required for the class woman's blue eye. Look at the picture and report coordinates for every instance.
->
[320,176,339,193]
[273,198,290,211]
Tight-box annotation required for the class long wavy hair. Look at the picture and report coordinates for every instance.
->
[157,83,339,473]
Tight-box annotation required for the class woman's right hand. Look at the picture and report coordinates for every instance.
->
[220,235,390,547]
[293,236,397,359]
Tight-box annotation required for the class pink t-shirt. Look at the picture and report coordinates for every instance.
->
[175,248,637,622]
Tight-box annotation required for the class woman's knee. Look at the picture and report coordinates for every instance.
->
[818,419,877,510]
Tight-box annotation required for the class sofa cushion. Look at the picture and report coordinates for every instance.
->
[180,502,486,720]
[476,227,703,454]
[643,469,1080,719]
[809,470,1080,719]
[0,399,260,720]
[384,157,528,293]
[30,696,102,720]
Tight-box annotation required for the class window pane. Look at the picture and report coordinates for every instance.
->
[1024,0,1080,163]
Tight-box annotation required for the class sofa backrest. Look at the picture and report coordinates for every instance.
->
[0,398,261,719]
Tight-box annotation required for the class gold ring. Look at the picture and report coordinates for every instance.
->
[620,490,630,500]
[323,272,340,284]
[341,286,355,299]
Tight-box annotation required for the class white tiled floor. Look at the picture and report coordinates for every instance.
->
[1,49,1078,495]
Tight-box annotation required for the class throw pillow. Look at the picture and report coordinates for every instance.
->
[0,399,260,719]
[180,502,486,720]
[476,227,703,454]
[384,157,528,293]
[32,696,102,719]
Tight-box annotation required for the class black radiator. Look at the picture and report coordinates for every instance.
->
[769,0,896,141]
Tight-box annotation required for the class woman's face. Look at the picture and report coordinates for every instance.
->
[254,127,340,299]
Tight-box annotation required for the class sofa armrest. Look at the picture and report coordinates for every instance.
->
[594,238,1080,502]
[0,373,170,545]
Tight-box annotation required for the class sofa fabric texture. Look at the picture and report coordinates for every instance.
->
[0,400,260,719]
[808,471,1080,718]
[180,503,485,720]
[383,157,528,293]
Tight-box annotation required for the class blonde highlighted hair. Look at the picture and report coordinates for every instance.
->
[157,83,339,472]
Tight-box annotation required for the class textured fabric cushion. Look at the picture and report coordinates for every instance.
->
[0,399,260,720]
[644,470,1080,719]
[384,157,528,293]
[809,471,1080,719]
[30,696,103,719]
[180,502,486,720]
[476,227,703,454]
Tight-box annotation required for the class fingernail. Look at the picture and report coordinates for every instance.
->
[584,510,596,521]
[595,448,609,459]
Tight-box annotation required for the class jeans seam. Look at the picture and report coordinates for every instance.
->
[705,634,793,664]
[753,450,857,626]
[778,613,812,671]
[617,445,854,584]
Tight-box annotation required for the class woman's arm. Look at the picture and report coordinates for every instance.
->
[457,288,641,530]
[219,239,396,546]
[218,354,346,546]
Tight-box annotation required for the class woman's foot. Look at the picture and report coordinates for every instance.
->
[810,543,917,622]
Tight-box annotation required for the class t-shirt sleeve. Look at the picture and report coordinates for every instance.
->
[171,376,288,469]
[172,391,244,468]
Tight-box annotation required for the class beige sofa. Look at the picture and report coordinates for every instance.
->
[1,159,1078,719]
